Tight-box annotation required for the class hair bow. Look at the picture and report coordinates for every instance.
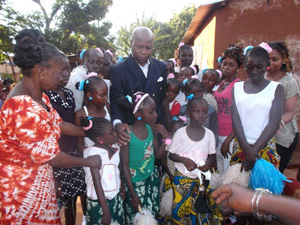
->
[105,49,114,58]
[178,115,188,122]
[202,68,208,74]
[170,58,177,66]
[126,95,132,103]
[167,73,175,79]
[80,49,86,60]
[178,42,185,48]
[186,94,194,101]
[86,72,98,79]
[191,75,198,80]
[243,46,253,55]
[95,48,104,57]
[217,56,223,64]
[259,43,272,53]
[190,65,197,74]
[182,78,188,86]
[216,69,222,79]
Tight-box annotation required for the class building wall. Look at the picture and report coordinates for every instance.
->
[213,0,300,80]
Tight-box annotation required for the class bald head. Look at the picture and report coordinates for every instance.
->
[131,27,154,66]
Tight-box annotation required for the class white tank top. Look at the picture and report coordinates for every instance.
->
[234,81,279,144]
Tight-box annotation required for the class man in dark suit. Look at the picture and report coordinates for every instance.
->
[110,26,167,145]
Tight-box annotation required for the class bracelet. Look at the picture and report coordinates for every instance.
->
[162,138,172,146]
[280,119,285,127]
[251,188,273,221]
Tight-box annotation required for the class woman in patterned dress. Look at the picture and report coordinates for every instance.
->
[45,60,86,225]
[0,29,101,224]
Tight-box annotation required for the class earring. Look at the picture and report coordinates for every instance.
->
[137,116,141,121]
[100,140,103,144]
[267,67,270,70]
[89,97,92,100]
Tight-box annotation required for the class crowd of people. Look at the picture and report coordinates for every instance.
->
[0,27,299,225]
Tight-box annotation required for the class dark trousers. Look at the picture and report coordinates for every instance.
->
[276,132,299,173]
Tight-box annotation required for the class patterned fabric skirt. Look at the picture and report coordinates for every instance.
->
[54,149,86,207]
[124,166,160,224]
[86,193,124,225]
[171,170,222,225]
[230,137,280,168]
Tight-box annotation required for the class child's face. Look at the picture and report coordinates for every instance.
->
[59,58,71,88]
[178,67,193,82]
[89,82,108,107]
[202,72,218,93]
[180,49,193,67]
[139,97,157,126]
[245,56,267,83]
[165,61,175,75]
[188,102,208,126]
[220,57,238,78]
[186,84,204,98]
[100,123,117,145]
[85,51,102,73]
[166,84,179,102]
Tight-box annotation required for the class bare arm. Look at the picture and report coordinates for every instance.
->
[90,167,111,225]
[212,183,300,225]
[74,109,86,154]
[152,124,168,160]
[120,144,140,211]
[281,94,298,125]
[60,120,85,137]
[49,151,101,168]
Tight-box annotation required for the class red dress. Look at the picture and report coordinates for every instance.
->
[0,93,62,224]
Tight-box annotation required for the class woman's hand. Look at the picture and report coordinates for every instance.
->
[182,158,197,171]
[101,208,111,225]
[131,193,141,212]
[211,183,253,215]
[86,155,102,168]
[155,124,169,139]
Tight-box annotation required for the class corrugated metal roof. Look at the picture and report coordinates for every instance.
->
[182,0,228,45]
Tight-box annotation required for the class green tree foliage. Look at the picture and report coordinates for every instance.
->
[0,0,113,54]
[115,5,196,60]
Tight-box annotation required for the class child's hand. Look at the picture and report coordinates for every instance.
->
[221,141,231,159]
[101,208,111,225]
[198,163,210,172]
[131,193,141,212]
[162,96,169,110]
[155,124,169,139]
[182,157,197,171]
[242,150,257,171]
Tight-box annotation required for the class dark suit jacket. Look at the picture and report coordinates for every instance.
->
[110,55,167,125]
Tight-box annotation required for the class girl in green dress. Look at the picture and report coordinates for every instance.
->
[117,92,168,224]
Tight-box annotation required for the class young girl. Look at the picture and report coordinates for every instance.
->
[66,48,103,111]
[214,45,244,173]
[168,97,216,224]
[118,92,168,224]
[231,46,284,224]
[175,66,195,106]
[74,76,110,153]
[163,77,181,129]
[82,117,124,225]
[202,69,219,111]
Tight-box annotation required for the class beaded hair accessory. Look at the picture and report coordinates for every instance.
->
[133,93,149,114]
